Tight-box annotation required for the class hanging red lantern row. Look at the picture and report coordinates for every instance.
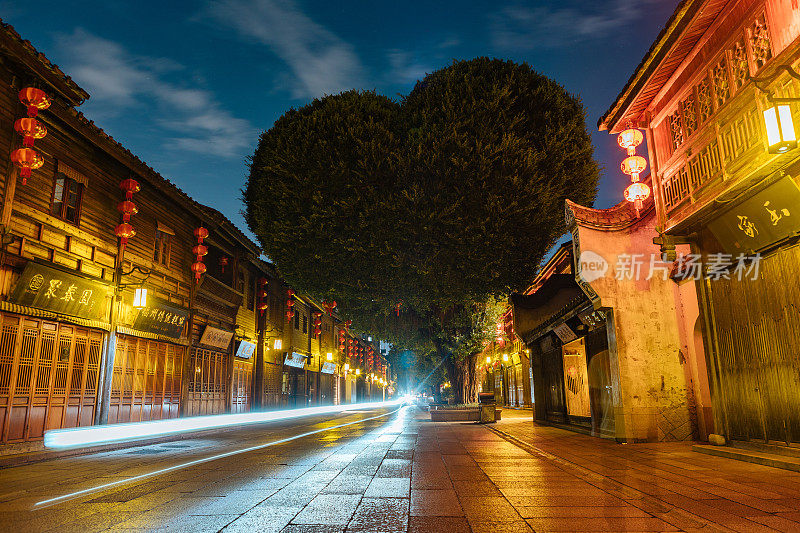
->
[618,125,650,217]
[257,278,269,316]
[313,312,323,337]
[322,300,337,316]
[286,289,295,321]
[191,227,209,283]
[11,88,50,185]
[115,178,141,259]
[339,329,347,353]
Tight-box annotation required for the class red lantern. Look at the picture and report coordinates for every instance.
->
[14,118,47,147]
[620,155,647,182]
[115,222,136,245]
[286,309,295,320]
[19,88,50,117]
[120,178,140,200]
[117,200,138,222]
[194,226,209,242]
[192,244,208,257]
[624,182,651,216]
[618,128,643,155]
[191,261,207,276]
[10,148,43,184]
[286,299,294,307]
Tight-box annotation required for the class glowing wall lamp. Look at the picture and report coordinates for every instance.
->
[273,339,282,350]
[326,352,333,361]
[747,65,800,154]
[764,104,797,154]
[132,287,147,309]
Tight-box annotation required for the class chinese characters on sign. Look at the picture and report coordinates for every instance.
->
[235,341,256,359]
[709,175,800,253]
[321,362,337,374]
[10,262,110,320]
[199,326,234,350]
[284,352,306,369]
[132,296,188,339]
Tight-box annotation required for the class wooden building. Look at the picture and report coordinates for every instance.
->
[0,19,390,449]
[599,0,800,445]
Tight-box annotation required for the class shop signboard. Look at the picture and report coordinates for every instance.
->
[9,262,110,320]
[284,352,306,369]
[553,323,577,343]
[321,362,336,374]
[132,296,188,339]
[235,340,256,359]
[199,325,234,350]
[708,175,800,254]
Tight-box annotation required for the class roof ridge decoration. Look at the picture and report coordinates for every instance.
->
[565,181,655,232]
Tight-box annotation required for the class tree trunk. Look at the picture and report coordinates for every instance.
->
[444,352,479,404]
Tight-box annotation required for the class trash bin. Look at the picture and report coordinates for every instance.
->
[479,392,496,423]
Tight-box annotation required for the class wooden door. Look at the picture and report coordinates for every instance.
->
[0,313,102,443]
[707,243,800,444]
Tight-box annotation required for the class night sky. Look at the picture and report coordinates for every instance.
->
[3,0,680,241]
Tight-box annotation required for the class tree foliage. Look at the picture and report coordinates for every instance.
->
[245,58,599,401]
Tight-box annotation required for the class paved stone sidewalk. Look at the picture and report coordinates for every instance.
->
[418,408,800,532]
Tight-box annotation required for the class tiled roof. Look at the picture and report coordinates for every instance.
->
[0,18,89,104]
[598,0,729,132]
[565,176,655,231]
[0,17,260,255]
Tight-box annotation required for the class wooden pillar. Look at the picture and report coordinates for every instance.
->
[253,304,265,409]
[179,282,197,417]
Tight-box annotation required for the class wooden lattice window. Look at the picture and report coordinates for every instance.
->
[682,94,698,137]
[669,110,684,149]
[749,15,772,70]
[730,39,749,91]
[712,58,731,108]
[697,76,713,123]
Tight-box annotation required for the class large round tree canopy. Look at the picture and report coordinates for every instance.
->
[245,58,598,333]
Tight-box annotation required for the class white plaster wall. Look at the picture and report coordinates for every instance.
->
[577,215,699,442]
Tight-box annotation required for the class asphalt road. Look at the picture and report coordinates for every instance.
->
[0,405,414,532]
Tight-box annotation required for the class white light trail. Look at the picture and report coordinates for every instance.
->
[34,406,407,509]
[44,399,404,449]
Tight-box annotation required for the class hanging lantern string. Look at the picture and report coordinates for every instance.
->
[115,178,140,262]
[192,227,209,283]
[618,123,650,218]
[11,88,50,185]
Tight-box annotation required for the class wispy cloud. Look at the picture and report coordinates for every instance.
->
[54,29,256,158]
[492,0,658,49]
[385,50,432,85]
[203,0,364,99]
